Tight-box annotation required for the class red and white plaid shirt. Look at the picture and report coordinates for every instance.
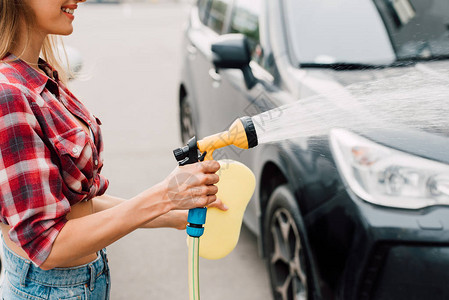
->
[0,54,109,266]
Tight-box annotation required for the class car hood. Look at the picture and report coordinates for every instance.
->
[303,60,449,163]
[325,60,449,139]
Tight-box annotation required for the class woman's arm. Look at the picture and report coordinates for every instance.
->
[92,194,124,213]
[40,161,220,270]
[93,194,188,229]
[93,191,228,230]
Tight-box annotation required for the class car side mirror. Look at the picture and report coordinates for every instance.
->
[211,34,257,89]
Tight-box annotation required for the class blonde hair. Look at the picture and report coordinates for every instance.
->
[0,0,68,83]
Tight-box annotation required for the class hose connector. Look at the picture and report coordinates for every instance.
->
[186,207,207,237]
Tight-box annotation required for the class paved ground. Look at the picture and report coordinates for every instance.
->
[66,2,272,299]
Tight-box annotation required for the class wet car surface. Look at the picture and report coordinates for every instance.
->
[178,0,449,299]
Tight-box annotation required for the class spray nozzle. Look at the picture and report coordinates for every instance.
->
[197,116,258,160]
[173,116,258,164]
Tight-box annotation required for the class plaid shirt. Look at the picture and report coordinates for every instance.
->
[0,54,109,266]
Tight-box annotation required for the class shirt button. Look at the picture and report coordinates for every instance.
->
[73,147,79,154]
[88,120,92,125]
[94,160,98,166]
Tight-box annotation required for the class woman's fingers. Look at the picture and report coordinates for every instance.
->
[165,161,221,210]
[197,160,220,174]
[208,184,218,195]
[207,198,228,211]
[202,173,219,185]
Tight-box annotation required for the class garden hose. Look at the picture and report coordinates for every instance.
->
[188,236,200,300]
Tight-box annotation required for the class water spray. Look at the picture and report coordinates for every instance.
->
[173,116,258,300]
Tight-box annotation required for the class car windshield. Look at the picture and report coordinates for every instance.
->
[284,0,449,66]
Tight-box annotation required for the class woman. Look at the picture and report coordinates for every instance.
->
[0,0,224,298]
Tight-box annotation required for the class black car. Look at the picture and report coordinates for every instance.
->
[178,0,449,299]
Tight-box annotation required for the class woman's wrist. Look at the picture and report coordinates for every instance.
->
[131,180,174,220]
[141,210,188,230]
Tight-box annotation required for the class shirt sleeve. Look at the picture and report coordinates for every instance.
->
[0,84,71,266]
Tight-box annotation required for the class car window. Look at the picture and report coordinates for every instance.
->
[284,0,396,65]
[229,0,263,65]
[197,0,211,24]
[207,0,231,34]
[373,0,449,60]
[285,0,449,65]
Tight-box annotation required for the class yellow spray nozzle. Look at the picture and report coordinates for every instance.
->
[197,116,258,160]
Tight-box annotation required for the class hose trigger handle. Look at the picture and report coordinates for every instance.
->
[173,136,208,237]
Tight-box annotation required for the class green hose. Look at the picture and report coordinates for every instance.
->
[188,236,200,300]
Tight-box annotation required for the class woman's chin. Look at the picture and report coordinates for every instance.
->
[60,28,74,36]
[53,25,74,36]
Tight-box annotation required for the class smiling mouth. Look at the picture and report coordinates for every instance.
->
[61,7,75,15]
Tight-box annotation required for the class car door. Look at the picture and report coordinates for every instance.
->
[184,0,234,139]
[206,0,279,143]
[208,0,290,230]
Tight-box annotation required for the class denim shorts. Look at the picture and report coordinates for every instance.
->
[1,242,110,300]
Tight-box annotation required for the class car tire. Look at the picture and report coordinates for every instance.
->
[263,185,312,300]
[180,95,196,144]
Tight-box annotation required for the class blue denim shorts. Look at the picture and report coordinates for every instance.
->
[1,242,110,300]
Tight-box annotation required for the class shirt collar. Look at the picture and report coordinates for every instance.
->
[3,53,60,96]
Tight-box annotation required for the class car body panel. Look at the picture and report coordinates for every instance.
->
[178,0,449,299]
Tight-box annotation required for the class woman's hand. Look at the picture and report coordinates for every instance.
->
[145,198,228,230]
[164,197,228,230]
[164,160,220,210]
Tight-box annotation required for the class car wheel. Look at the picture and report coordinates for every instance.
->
[180,96,196,144]
[264,185,311,300]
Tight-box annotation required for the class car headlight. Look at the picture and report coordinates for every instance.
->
[330,128,449,209]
